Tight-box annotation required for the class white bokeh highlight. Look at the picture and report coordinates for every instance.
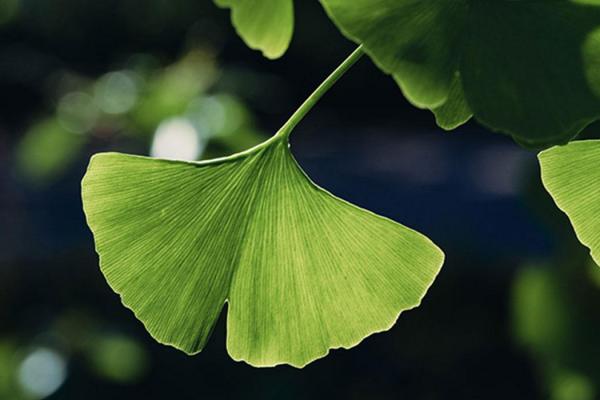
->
[18,347,67,399]
[150,118,204,161]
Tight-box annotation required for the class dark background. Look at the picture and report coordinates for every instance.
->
[2,1,600,399]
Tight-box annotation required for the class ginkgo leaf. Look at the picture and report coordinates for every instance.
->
[539,140,600,265]
[320,0,600,146]
[81,138,444,367]
[214,0,294,59]
[432,74,472,131]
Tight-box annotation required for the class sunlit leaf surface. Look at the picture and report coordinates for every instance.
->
[539,140,600,265]
[320,0,600,146]
[214,0,294,59]
[82,139,444,367]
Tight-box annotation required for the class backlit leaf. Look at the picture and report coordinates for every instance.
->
[432,74,472,131]
[320,0,600,146]
[214,0,294,59]
[82,139,444,367]
[539,140,600,265]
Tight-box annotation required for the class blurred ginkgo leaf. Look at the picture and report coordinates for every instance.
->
[16,118,85,186]
[88,335,148,383]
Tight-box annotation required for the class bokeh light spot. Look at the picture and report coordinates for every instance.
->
[0,0,19,25]
[552,371,595,400]
[57,92,99,134]
[89,335,148,383]
[16,118,85,185]
[18,348,67,399]
[187,96,227,137]
[94,71,140,115]
[150,117,203,161]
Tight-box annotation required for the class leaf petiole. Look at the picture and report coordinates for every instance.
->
[276,45,364,140]
[187,46,364,165]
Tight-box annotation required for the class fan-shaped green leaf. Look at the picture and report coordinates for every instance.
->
[432,74,472,131]
[214,0,294,59]
[82,139,444,367]
[539,140,600,265]
[320,0,600,146]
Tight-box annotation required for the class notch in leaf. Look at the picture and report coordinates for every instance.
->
[539,140,600,266]
[81,48,444,367]
[320,0,600,147]
[214,0,294,59]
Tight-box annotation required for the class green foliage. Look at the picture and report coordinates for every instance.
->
[320,0,600,146]
[432,74,472,131]
[0,342,20,399]
[15,50,263,187]
[214,0,294,59]
[132,51,218,132]
[512,259,600,400]
[81,46,444,368]
[16,119,85,186]
[213,0,600,145]
[512,266,571,356]
[81,137,443,367]
[89,335,148,382]
[0,0,19,26]
[539,141,600,266]
[78,0,600,368]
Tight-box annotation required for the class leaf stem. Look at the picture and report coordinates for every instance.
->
[275,45,364,140]
[216,45,364,161]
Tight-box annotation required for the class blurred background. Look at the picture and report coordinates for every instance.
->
[2,1,600,399]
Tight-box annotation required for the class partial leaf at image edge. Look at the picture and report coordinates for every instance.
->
[539,140,600,266]
[214,0,294,59]
[320,0,600,146]
[81,141,444,368]
[432,74,472,130]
